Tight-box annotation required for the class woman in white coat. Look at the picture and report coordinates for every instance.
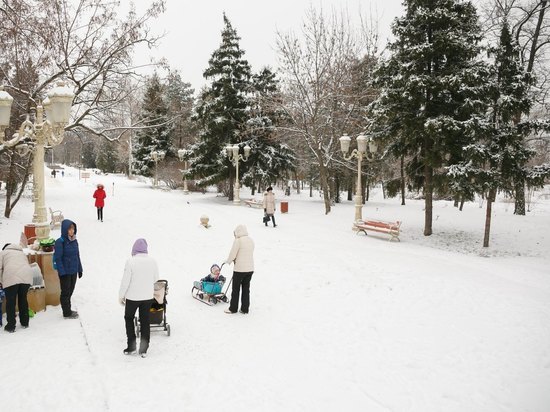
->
[119,238,159,356]
[0,243,33,332]
[224,225,255,314]
[262,186,277,227]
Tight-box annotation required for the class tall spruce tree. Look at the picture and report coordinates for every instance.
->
[371,0,489,236]
[96,139,119,173]
[243,67,296,189]
[448,20,533,247]
[187,14,252,197]
[165,70,195,150]
[132,73,173,177]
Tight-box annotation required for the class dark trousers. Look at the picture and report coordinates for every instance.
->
[229,271,253,313]
[59,274,77,317]
[97,207,103,221]
[124,299,152,352]
[265,214,276,226]
[4,283,30,329]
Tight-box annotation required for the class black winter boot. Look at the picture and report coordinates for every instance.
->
[139,339,149,357]
[123,341,136,355]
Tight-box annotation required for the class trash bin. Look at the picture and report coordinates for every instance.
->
[280,201,288,214]
[24,224,37,245]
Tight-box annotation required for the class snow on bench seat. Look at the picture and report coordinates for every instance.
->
[244,199,263,208]
[353,219,401,242]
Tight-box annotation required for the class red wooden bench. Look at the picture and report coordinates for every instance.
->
[353,219,401,242]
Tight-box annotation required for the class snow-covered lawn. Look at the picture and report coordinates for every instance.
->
[1,167,549,412]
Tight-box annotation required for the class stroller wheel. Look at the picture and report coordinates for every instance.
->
[211,297,218,305]
[198,292,204,299]
[222,296,229,303]
[166,324,171,337]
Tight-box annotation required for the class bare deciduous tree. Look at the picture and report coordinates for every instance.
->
[275,7,379,214]
[0,0,165,216]
[0,0,166,144]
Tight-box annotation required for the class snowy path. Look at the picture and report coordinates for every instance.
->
[1,168,549,412]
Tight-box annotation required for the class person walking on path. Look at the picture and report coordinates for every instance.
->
[0,243,33,332]
[262,186,277,227]
[119,238,159,357]
[224,225,255,314]
[54,219,83,319]
[93,184,107,222]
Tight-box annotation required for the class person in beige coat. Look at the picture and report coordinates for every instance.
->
[262,187,277,227]
[224,225,255,314]
[0,243,33,332]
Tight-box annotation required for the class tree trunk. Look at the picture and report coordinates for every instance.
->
[309,179,313,197]
[3,153,31,218]
[424,164,433,236]
[228,168,234,201]
[318,163,331,214]
[400,155,406,205]
[294,172,300,195]
[334,176,340,203]
[483,189,496,247]
[459,197,465,211]
[514,179,526,215]
[4,171,15,218]
[454,196,459,208]
[347,183,352,201]
[526,0,547,74]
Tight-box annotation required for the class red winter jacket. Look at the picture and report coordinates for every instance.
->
[93,188,106,208]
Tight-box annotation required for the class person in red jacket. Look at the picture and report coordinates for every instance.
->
[93,183,107,222]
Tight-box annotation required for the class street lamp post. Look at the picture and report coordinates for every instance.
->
[0,82,74,241]
[339,133,378,222]
[177,149,189,194]
[225,143,251,204]
[151,150,165,187]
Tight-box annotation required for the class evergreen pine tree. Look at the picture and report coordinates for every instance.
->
[132,73,173,176]
[165,70,195,150]
[243,67,296,189]
[448,20,533,247]
[96,139,119,173]
[187,14,252,197]
[371,0,489,236]
[82,142,97,169]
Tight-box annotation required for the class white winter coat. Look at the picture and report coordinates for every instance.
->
[119,254,159,301]
[225,225,255,272]
[263,191,276,215]
[0,244,33,288]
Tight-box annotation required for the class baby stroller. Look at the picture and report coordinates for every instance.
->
[191,264,232,306]
[134,279,171,337]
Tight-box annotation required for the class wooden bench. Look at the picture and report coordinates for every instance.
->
[354,219,401,242]
[244,199,263,208]
[49,208,64,229]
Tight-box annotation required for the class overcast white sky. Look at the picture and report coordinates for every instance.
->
[130,0,405,91]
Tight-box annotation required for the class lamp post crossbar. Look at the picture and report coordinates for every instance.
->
[225,144,251,205]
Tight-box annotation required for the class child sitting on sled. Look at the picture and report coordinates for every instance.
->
[193,264,226,291]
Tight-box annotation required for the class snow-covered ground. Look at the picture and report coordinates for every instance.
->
[1,167,549,412]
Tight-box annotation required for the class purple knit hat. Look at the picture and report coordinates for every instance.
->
[131,238,148,256]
